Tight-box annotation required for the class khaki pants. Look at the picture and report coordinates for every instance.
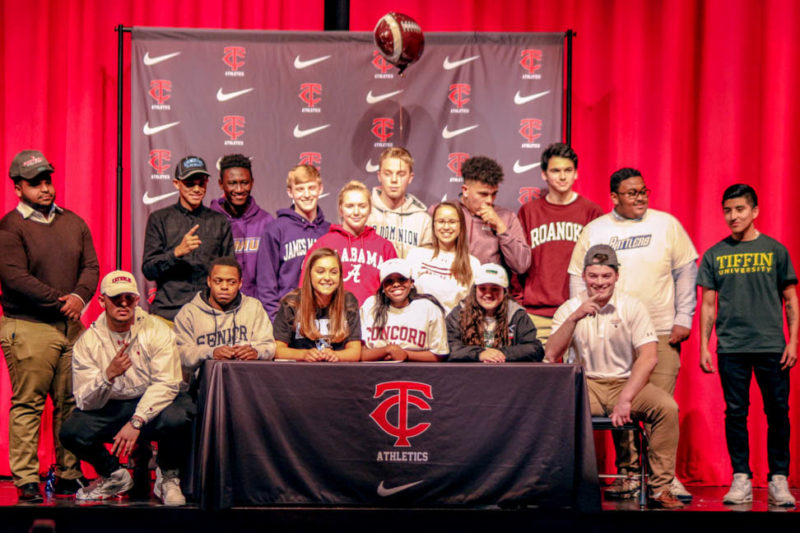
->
[1,317,84,486]
[588,377,679,490]
[528,314,553,347]
[615,335,681,474]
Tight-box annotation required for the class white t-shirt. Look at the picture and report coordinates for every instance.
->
[551,290,658,378]
[359,296,449,356]
[406,247,481,314]
[568,208,697,334]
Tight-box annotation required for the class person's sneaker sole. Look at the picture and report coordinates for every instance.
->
[768,497,795,508]
[723,495,753,505]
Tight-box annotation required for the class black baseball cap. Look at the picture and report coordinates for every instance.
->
[9,150,54,180]
[584,244,620,269]
[175,155,210,181]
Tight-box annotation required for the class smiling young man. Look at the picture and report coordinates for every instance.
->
[60,271,193,505]
[567,167,697,501]
[174,256,275,388]
[697,184,797,507]
[210,154,273,298]
[0,150,99,502]
[256,164,331,320]
[547,246,683,509]
[366,147,433,258]
[142,155,233,322]
[458,157,530,276]
[516,143,602,344]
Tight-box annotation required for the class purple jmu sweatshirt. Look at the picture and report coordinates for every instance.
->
[255,207,330,320]
[210,197,273,298]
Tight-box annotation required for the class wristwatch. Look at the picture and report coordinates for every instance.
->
[130,416,144,430]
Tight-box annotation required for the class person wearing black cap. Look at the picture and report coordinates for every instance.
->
[546,245,683,509]
[142,155,234,322]
[0,150,99,501]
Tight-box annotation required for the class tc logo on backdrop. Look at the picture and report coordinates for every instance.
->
[299,152,321,167]
[518,186,543,205]
[372,50,393,78]
[520,49,542,79]
[148,80,172,109]
[448,83,471,113]
[148,149,171,179]
[222,115,245,146]
[371,117,394,146]
[447,152,469,182]
[299,83,322,112]
[519,118,542,148]
[223,46,246,76]
[370,381,433,447]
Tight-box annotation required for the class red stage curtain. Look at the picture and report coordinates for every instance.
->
[1,0,798,487]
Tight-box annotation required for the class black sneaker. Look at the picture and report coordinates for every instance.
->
[53,476,89,497]
[18,482,43,503]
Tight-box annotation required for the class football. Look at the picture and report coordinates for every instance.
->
[373,12,424,74]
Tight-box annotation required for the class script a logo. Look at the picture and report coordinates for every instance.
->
[520,49,542,75]
[299,152,321,167]
[372,50,392,74]
[299,83,322,107]
[148,149,171,174]
[371,118,394,143]
[448,83,470,108]
[148,80,171,105]
[223,46,246,71]
[447,153,469,176]
[519,118,542,143]
[370,381,433,447]
[222,115,245,141]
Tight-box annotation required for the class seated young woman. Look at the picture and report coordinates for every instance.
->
[304,180,397,305]
[407,201,481,314]
[446,263,544,363]
[360,258,449,362]
[273,247,361,362]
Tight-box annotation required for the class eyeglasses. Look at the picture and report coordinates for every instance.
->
[382,276,410,287]
[618,188,651,200]
[434,219,459,227]
[107,293,137,306]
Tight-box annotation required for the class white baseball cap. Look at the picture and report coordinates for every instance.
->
[379,258,412,283]
[100,270,140,297]
[474,263,508,288]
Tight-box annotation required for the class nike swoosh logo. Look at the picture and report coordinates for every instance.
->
[442,125,479,139]
[514,90,550,105]
[294,55,331,69]
[366,90,404,104]
[143,51,181,66]
[365,160,379,173]
[293,124,331,138]
[142,191,179,205]
[442,55,480,70]
[513,161,541,173]
[319,192,330,199]
[377,480,423,497]
[143,121,180,135]
[216,88,254,102]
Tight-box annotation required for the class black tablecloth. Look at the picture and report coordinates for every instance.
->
[192,361,599,511]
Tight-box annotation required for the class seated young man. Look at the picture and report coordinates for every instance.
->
[546,245,684,509]
[60,271,193,505]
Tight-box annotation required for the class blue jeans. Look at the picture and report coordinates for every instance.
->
[717,353,790,478]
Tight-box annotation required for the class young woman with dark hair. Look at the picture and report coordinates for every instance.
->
[273,247,361,362]
[446,264,543,363]
[360,259,448,362]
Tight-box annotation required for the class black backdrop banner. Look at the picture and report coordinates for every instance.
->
[131,28,564,303]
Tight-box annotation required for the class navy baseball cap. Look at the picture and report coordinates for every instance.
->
[175,155,210,181]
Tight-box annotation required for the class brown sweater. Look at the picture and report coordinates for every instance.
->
[0,207,99,323]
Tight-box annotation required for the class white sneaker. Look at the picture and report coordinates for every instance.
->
[723,473,752,504]
[768,475,796,507]
[76,468,134,500]
[670,477,693,503]
[154,468,186,506]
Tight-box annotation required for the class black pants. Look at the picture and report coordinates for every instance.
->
[60,393,194,478]
[718,353,790,478]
